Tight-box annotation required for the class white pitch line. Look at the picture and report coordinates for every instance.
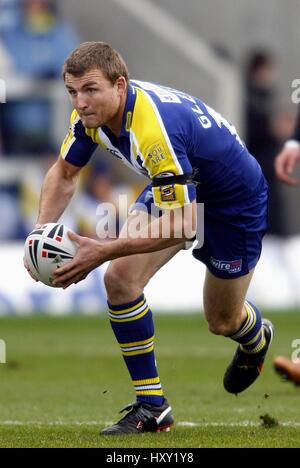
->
[1,420,300,428]
[179,421,300,428]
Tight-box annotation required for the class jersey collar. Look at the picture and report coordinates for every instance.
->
[119,83,137,137]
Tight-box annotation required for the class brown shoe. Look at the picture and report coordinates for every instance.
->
[273,356,300,385]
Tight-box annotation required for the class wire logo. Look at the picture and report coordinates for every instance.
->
[0,340,6,364]
[0,79,6,103]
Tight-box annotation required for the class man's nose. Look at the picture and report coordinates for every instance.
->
[76,94,88,111]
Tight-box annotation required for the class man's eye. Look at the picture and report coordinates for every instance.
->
[87,88,97,93]
[68,90,76,96]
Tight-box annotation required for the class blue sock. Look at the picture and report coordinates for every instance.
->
[230,301,266,355]
[108,294,164,406]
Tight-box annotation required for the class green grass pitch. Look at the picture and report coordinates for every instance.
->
[0,311,300,448]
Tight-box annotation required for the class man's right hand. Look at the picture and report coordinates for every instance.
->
[275,145,300,185]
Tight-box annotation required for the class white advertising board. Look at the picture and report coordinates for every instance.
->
[0,237,299,315]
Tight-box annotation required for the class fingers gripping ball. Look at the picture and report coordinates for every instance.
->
[24,223,78,287]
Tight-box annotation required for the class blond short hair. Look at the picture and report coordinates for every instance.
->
[63,41,129,85]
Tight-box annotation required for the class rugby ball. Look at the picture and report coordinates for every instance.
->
[24,223,78,287]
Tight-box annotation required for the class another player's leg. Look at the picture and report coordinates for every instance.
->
[203,268,274,394]
[101,212,183,435]
[273,356,300,385]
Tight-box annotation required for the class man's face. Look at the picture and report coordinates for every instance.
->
[65,68,125,129]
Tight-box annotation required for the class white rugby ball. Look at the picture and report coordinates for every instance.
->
[24,223,78,287]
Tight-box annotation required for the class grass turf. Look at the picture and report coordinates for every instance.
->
[0,311,300,448]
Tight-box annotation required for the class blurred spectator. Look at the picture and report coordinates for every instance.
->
[0,40,13,76]
[0,184,26,240]
[20,155,56,233]
[75,161,123,241]
[0,0,80,156]
[244,50,285,236]
[0,42,11,156]
[0,0,21,32]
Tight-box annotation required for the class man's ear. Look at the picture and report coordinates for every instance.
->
[115,76,127,96]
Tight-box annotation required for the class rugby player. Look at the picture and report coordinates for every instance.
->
[25,42,274,434]
[274,108,300,385]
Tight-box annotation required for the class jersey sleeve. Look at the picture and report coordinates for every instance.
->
[60,110,98,167]
[132,89,197,210]
[146,134,196,210]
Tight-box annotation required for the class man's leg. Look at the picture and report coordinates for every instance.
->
[203,268,273,394]
[101,212,184,434]
[274,357,300,385]
[203,268,254,336]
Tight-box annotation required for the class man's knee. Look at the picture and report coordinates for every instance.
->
[104,262,146,300]
[104,265,129,297]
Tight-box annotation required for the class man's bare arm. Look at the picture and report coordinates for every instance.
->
[36,158,82,226]
[274,142,300,185]
[53,201,197,288]
[24,158,82,281]
[106,201,197,259]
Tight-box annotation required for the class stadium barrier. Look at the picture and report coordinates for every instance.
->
[0,237,300,315]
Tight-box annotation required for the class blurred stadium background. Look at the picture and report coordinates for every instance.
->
[0,0,300,315]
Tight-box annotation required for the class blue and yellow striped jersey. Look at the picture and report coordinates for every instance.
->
[60,80,263,210]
